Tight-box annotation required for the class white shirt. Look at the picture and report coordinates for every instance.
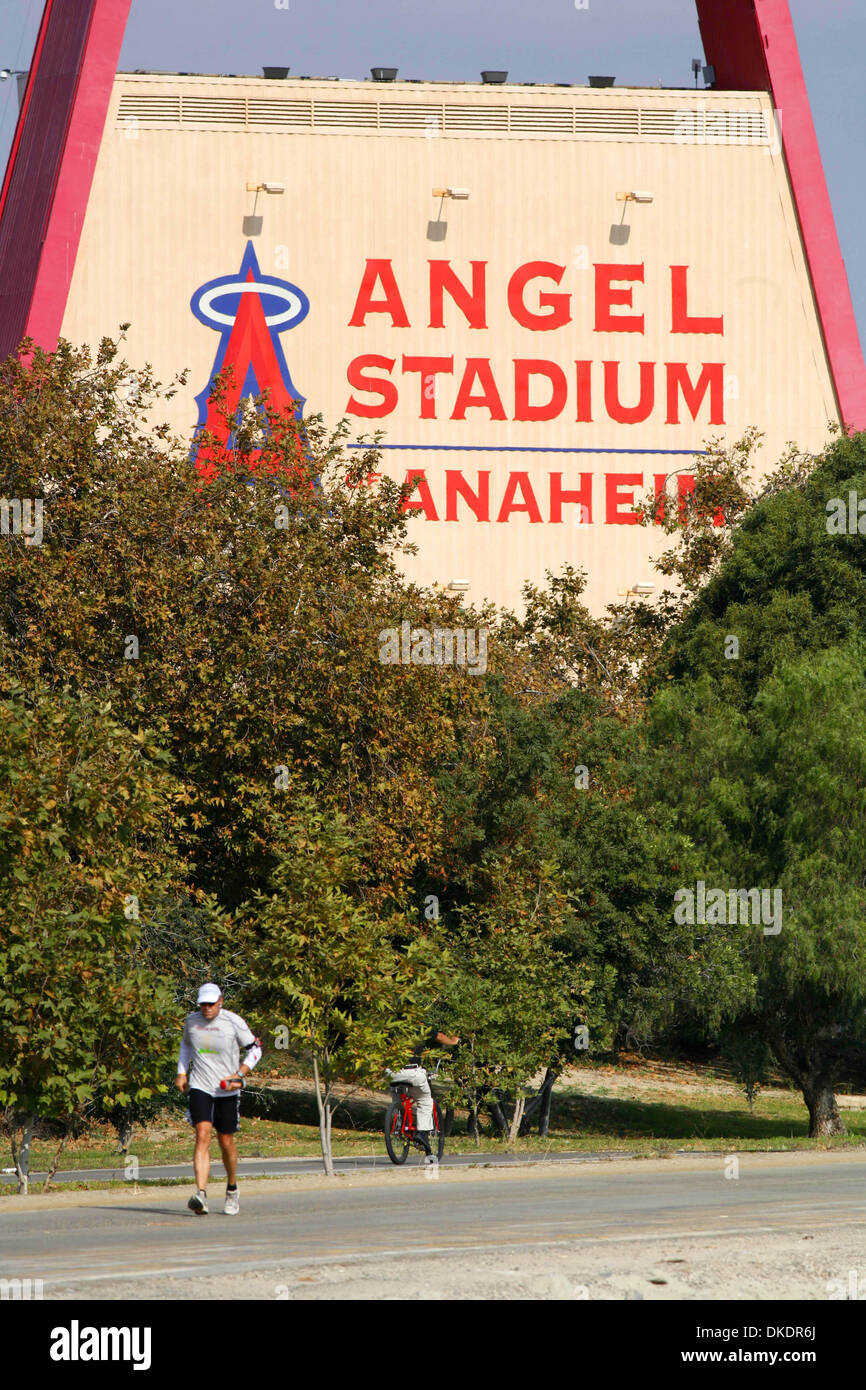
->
[178,1008,262,1098]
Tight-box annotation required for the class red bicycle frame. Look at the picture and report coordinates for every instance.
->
[391,1090,415,1139]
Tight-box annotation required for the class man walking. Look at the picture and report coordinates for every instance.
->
[176,983,262,1215]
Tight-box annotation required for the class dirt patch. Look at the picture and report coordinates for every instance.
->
[556,1059,866,1109]
[89,1226,859,1301]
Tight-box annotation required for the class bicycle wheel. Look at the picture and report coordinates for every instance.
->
[384,1099,411,1165]
[432,1098,446,1162]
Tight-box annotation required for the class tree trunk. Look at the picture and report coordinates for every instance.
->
[467,1103,480,1143]
[443,1104,455,1138]
[507,1096,526,1147]
[312,1053,335,1176]
[803,1081,846,1137]
[488,1100,509,1138]
[114,1113,134,1153]
[43,1130,70,1194]
[11,1113,34,1196]
[537,1068,557,1138]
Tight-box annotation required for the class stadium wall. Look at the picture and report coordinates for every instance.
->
[59,74,839,612]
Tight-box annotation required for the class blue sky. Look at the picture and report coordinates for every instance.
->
[2,0,863,347]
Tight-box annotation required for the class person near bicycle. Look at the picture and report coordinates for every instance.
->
[387,1028,459,1157]
[176,983,262,1215]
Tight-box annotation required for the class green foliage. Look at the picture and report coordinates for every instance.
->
[238,800,444,1094]
[645,640,866,1128]
[0,686,186,1123]
[8,334,859,1157]
[438,863,584,1107]
[0,338,496,914]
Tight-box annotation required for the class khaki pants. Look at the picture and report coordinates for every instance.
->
[389,1065,433,1130]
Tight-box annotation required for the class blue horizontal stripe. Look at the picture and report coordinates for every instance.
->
[348,443,706,456]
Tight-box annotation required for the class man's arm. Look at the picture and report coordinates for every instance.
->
[224,1017,263,1088]
[176,1022,193,1092]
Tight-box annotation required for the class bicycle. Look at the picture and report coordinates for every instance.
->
[384,1059,447,1165]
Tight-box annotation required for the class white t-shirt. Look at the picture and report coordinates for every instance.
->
[178,1008,262,1098]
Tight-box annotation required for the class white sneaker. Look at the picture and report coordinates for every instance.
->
[224,1187,240,1215]
[188,1190,208,1215]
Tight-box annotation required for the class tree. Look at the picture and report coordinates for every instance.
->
[237,801,444,1174]
[0,338,497,918]
[92,889,231,1151]
[644,645,866,1135]
[637,429,866,1133]
[0,687,190,1191]
[437,863,586,1144]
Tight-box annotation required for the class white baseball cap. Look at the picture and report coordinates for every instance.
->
[197,983,222,1005]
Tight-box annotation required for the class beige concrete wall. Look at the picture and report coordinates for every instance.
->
[61,75,839,614]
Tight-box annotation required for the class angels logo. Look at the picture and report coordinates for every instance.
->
[190,242,309,478]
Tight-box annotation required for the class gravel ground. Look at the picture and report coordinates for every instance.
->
[45,1225,866,1301]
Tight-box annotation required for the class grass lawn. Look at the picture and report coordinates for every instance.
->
[5,1059,866,1190]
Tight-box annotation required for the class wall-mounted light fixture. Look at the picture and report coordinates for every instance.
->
[246,181,286,194]
[616,191,654,204]
[617,583,655,600]
[433,187,470,200]
[448,580,470,591]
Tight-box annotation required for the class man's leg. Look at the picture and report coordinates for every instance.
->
[412,1075,435,1155]
[389,1067,434,1155]
[217,1131,238,1187]
[193,1121,213,1192]
[216,1093,241,1213]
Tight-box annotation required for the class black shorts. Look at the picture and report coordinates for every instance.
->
[188,1088,241,1134]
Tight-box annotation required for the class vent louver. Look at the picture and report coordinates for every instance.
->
[116,90,772,145]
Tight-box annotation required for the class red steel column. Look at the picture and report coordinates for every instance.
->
[696,0,866,432]
[0,0,131,359]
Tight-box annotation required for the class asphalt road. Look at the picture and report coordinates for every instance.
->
[0,1148,640,1184]
[3,1154,866,1298]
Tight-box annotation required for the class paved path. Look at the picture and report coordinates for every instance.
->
[0,1148,641,1185]
[3,1153,866,1298]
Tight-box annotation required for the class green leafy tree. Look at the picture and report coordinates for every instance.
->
[238,801,444,1174]
[645,645,866,1134]
[638,429,866,1133]
[0,687,191,1190]
[438,863,587,1144]
[0,338,498,917]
